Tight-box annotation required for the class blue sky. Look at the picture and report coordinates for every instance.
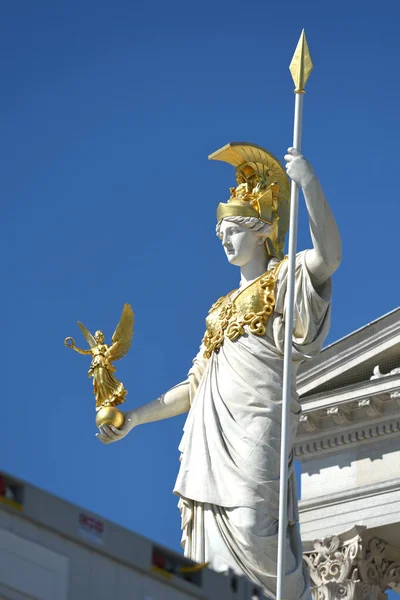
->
[2,1,400,595]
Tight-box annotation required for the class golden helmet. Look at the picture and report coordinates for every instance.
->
[209,142,290,260]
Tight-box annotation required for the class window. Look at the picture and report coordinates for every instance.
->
[0,474,23,510]
[151,547,203,587]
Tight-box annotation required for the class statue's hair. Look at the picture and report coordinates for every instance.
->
[216,216,273,242]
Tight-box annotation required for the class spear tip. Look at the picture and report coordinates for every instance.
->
[289,29,313,93]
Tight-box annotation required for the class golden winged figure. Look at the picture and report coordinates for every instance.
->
[65,304,134,415]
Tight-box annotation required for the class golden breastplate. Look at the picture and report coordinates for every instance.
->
[202,260,284,358]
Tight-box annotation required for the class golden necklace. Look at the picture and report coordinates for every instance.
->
[202,259,285,358]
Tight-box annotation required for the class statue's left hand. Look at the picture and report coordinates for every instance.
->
[284,147,315,189]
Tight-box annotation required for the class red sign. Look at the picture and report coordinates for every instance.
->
[78,512,104,544]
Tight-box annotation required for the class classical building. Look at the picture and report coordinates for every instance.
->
[296,308,400,599]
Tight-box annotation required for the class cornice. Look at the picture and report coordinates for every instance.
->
[297,308,400,397]
[295,414,400,458]
[294,373,400,458]
[299,477,400,513]
[300,374,400,412]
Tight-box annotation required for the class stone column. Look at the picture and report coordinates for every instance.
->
[303,527,400,600]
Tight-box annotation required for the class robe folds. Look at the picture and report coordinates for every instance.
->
[173,251,332,599]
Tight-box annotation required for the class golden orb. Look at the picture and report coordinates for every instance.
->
[96,406,125,429]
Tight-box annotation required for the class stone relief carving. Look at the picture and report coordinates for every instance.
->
[303,529,400,600]
[371,365,400,399]
[357,398,383,417]
[371,365,400,380]
[326,406,352,425]
[299,413,321,432]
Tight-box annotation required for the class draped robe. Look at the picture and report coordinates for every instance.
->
[173,251,332,599]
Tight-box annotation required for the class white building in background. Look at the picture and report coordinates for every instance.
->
[0,471,262,600]
[296,308,400,599]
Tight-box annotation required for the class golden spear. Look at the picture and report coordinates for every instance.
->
[277,30,313,600]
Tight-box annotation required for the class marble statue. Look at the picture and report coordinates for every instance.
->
[96,143,341,600]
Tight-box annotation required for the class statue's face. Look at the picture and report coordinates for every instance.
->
[95,331,104,343]
[219,220,260,267]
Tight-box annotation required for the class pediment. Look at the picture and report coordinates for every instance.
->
[297,307,400,398]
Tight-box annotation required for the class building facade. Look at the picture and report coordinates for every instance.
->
[0,471,261,600]
[296,308,400,599]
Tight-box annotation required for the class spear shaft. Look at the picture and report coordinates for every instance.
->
[276,30,312,600]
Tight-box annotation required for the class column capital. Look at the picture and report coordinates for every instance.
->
[303,527,400,600]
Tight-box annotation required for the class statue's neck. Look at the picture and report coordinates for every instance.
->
[239,246,270,288]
